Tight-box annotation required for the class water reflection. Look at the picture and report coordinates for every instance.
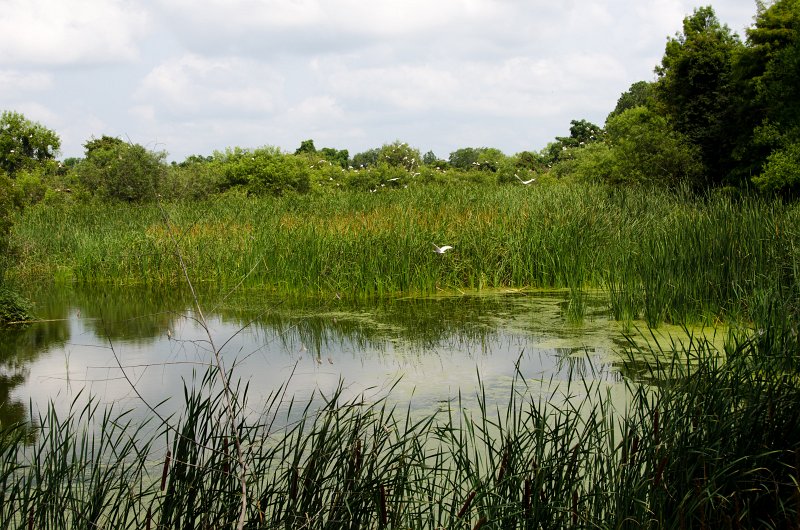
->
[0,284,724,425]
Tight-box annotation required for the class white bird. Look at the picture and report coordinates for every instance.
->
[516,174,536,185]
[432,243,454,254]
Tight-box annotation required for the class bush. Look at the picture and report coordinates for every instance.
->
[77,137,166,202]
[752,141,800,196]
[377,141,421,170]
[219,147,310,196]
[0,286,32,323]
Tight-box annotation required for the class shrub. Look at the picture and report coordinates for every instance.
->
[752,141,800,196]
[77,137,166,202]
[220,147,310,196]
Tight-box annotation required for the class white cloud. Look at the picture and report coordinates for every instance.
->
[0,0,150,65]
[136,54,285,118]
[0,70,52,96]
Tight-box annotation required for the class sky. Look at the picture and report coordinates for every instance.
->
[0,0,758,162]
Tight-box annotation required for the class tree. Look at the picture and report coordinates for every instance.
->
[352,148,380,168]
[319,147,349,169]
[77,136,166,202]
[736,0,800,191]
[295,139,316,155]
[655,6,744,186]
[0,111,60,176]
[448,147,507,171]
[604,106,703,186]
[543,119,603,164]
[377,141,420,170]
[607,81,657,120]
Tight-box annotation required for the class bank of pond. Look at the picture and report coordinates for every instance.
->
[1,183,799,528]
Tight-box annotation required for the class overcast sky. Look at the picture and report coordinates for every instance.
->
[0,0,757,161]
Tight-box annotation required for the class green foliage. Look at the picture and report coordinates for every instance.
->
[556,119,603,147]
[377,141,421,170]
[607,80,657,120]
[746,0,800,137]
[0,286,32,323]
[319,147,349,169]
[604,106,704,186]
[219,147,310,196]
[11,166,49,208]
[77,137,166,202]
[0,111,60,176]
[351,148,380,168]
[734,0,800,191]
[0,172,13,282]
[294,138,316,155]
[544,120,604,165]
[752,140,800,194]
[655,6,744,186]
[448,147,507,171]
[448,147,481,169]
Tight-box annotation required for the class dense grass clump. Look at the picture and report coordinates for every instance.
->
[1,319,798,529]
[10,183,800,326]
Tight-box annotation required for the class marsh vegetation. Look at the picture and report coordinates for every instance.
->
[1,1,800,527]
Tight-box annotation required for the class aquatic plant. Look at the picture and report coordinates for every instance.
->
[1,319,798,528]
[9,183,800,326]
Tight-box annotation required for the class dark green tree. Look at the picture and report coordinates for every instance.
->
[736,0,800,193]
[655,6,744,186]
[351,148,380,168]
[0,111,61,176]
[607,81,657,120]
[295,139,317,155]
[604,106,703,186]
[448,147,481,169]
[319,147,349,168]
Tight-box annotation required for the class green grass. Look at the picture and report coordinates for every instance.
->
[1,317,798,528]
[11,183,800,327]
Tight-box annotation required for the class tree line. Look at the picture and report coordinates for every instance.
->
[0,1,798,213]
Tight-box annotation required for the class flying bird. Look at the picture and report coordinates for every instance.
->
[515,174,536,185]
[432,243,454,254]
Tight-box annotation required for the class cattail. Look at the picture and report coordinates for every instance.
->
[28,508,33,530]
[161,449,171,491]
[523,478,532,518]
[351,439,362,477]
[378,484,387,527]
[654,456,668,487]
[653,409,659,444]
[631,436,640,458]
[457,491,476,519]
[497,446,510,483]
[289,466,298,501]
[472,516,487,529]
[222,436,229,474]
[572,491,579,525]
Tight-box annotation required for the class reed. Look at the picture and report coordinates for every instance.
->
[1,317,798,528]
[10,183,800,326]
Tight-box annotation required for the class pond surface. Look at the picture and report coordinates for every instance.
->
[1,284,728,428]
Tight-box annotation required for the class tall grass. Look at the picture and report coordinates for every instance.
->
[2,318,798,528]
[10,183,800,325]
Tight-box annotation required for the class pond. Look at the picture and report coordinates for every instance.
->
[1,284,729,428]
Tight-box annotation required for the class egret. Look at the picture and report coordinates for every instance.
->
[432,243,453,254]
[515,174,536,185]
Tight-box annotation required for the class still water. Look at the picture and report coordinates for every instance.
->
[1,284,725,427]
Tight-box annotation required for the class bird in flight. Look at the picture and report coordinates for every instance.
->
[515,174,536,185]
[432,243,454,254]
